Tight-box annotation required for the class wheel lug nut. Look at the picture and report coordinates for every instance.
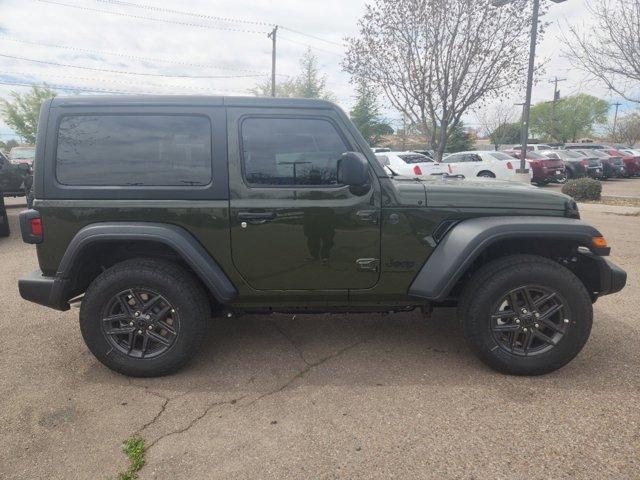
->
[134,311,140,317]
[129,322,134,326]
[523,328,528,332]
[137,330,143,334]
[148,325,153,330]
[564,319,570,324]
[515,319,521,324]
[534,312,540,318]
[534,323,539,328]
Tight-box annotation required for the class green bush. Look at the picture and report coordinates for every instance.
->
[561,178,602,201]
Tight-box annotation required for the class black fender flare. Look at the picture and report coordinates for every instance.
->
[408,216,602,301]
[57,222,237,303]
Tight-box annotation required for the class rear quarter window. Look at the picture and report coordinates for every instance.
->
[55,115,212,186]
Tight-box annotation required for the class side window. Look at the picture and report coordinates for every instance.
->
[443,154,461,163]
[56,115,212,186]
[241,117,348,187]
[376,155,390,166]
[465,154,481,162]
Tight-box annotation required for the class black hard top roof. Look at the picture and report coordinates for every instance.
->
[49,95,338,109]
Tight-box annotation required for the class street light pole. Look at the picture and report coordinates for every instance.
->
[492,0,567,180]
[518,0,540,174]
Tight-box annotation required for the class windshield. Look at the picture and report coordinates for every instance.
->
[527,151,547,160]
[588,150,608,158]
[488,152,513,161]
[399,153,432,164]
[560,150,584,159]
[11,148,35,160]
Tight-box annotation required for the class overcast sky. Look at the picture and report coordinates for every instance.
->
[0,0,634,141]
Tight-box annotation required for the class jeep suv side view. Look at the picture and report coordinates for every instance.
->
[18,96,626,377]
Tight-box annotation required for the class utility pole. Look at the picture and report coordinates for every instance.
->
[549,77,566,142]
[612,101,622,141]
[268,25,278,97]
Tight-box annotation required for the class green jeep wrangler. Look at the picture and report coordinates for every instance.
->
[18,96,626,377]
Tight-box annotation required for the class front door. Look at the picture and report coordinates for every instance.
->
[228,108,381,291]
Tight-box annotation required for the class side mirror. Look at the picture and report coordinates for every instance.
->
[337,152,370,187]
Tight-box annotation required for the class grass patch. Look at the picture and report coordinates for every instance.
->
[117,436,146,480]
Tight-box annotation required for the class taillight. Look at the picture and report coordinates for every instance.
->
[30,218,42,236]
[506,161,513,170]
[581,159,589,166]
[413,165,422,175]
[448,164,453,174]
[19,209,43,244]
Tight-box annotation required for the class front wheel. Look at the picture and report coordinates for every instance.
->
[80,258,210,377]
[458,254,592,375]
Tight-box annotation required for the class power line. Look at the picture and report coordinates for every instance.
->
[0,37,276,75]
[0,52,266,79]
[36,0,270,34]
[1,72,252,93]
[279,26,343,47]
[92,0,344,47]
[94,0,273,27]
[279,36,343,56]
[0,78,251,96]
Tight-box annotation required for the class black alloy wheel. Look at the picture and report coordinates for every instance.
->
[101,288,180,359]
[491,285,569,357]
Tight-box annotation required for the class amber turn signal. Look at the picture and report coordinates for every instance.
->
[592,237,608,249]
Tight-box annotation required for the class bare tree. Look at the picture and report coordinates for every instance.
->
[609,111,640,147]
[475,102,518,150]
[343,0,541,160]
[563,0,640,104]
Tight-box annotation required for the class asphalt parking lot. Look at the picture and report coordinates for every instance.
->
[1,193,639,480]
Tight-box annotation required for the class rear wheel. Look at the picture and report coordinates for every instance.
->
[80,258,209,377]
[458,254,592,375]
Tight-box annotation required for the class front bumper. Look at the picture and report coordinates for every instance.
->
[18,269,71,311]
[575,251,627,297]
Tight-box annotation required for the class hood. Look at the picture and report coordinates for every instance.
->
[391,175,570,211]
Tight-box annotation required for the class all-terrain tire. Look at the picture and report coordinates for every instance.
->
[458,254,592,376]
[0,197,9,238]
[80,258,209,377]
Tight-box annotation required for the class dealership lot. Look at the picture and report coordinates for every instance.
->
[1,194,639,480]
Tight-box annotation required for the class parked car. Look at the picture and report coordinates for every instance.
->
[551,150,604,179]
[601,148,640,177]
[0,150,33,203]
[564,143,609,150]
[573,149,626,178]
[412,149,435,159]
[502,149,566,185]
[9,146,36,166]
[18,95,626,378]
[375,151,444,177]
[538,150,588,179]
[513,144,554,151]
[441,150,520,180]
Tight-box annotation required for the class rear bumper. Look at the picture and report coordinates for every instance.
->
[18,269,71,311]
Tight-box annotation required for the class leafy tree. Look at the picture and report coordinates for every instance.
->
[446,122,474,153]
[1,85,57,144]
[529,94,609,142]
[252,48,334,100]
[0,139,19,152]
[490,122,521,149]
[349,80,393,146]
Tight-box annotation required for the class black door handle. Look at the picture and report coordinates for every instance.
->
[238,211,277,223]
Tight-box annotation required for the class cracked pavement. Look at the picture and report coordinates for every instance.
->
[1,197,639,479]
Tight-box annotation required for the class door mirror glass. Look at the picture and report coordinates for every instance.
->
[337,152,370,187]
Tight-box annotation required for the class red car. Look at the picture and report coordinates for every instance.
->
[502,150,566,185]
[603,148,640,177]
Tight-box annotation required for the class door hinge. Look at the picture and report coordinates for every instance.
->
[356,258,380,272]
